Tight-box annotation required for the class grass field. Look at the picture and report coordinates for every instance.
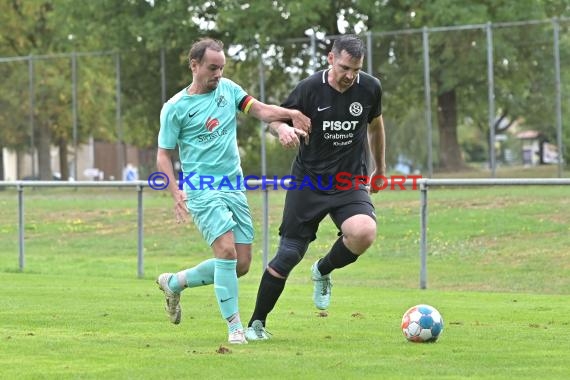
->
[1,178,569,379]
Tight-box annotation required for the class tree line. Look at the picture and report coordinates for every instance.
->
[1,0,569,180]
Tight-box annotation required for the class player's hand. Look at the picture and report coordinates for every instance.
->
[290,109,311,134]
[368,169,385,194]
[173,189,189,223]
[277,124,307,149]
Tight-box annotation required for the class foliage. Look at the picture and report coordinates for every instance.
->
[357,0,570,171]
[1,0,569,178]
[0,1,119,178]
[239,133,298,177]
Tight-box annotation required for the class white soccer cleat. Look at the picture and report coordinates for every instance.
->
[156,273,181,324]
[311,261,332,310]
[228,329,248,344]
[245,320,272,341]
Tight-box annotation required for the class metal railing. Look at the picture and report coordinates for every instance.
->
[1,178,569,287]
[0,180,146,277]
[415,178,570,288]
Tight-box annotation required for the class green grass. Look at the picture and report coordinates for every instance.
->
[0,184,569,379]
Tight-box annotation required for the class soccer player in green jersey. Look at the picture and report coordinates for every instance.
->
[156,38,310,344]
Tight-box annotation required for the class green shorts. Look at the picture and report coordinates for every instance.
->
[186,190,254,246]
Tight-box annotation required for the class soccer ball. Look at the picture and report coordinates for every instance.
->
[401,304,444,342]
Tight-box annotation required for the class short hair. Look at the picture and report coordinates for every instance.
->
[331,34,365,59]
[188,38,224,65]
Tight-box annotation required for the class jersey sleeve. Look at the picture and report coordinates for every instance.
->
[281,82,304,111]
[158,102,180,149]
[368,79,383,123]
[225,79,254,114]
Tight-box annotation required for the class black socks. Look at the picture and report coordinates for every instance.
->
[248,270,286,327]
[317,236,358,276]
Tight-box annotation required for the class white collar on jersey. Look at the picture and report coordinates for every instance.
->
[322,69,361,85]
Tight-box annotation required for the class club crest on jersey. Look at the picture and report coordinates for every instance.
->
[205,116,220,132]
[216,95,228,107]
[349,102,363,117]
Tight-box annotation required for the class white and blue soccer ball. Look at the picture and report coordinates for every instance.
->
[401,304,444,342]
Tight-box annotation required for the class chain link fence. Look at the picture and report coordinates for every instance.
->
[1,18,568,180]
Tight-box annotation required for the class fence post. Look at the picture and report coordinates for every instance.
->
[419,181,428,289]
[258,55,269,271]
[486,22,496,177]
[28,56,36,178]
[422,27,433,178]
[17,184,25,271]
[71,52,78,181]
[552,17,563,177]
[137,184,144,278]
[366,31,373,74]
[160,47,166,105]
[309,33,316,73]
[115,52,124,179]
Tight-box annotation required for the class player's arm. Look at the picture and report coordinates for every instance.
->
[156,148,179,198]
[267,121,308,148]
[247,100,311,134]
[367,114,386,193]
[157,103,188,222]
[156,148,188,223]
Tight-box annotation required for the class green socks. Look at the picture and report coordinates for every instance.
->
[167,257,243,332]
[214,258,240,320]
[168,258,216,292]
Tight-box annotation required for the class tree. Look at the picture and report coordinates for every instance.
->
[3,0,568,181]
[359,0,570,171]
[0,0,120,179]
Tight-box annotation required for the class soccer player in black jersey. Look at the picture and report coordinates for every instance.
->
[245,35,386,341]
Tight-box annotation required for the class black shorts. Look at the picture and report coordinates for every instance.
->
[278,188,376,241]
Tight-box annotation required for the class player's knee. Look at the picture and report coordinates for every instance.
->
[236,261,250,277]
[236,244,252,277]
[268,237,309,277]
[214,243,238,260]
[346,222,376,250]
[269,251,302,277]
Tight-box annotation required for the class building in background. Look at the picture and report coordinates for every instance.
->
[516,130,559,166]
[2,137,155,181]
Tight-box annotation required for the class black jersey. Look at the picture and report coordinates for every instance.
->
[282,69,382,193]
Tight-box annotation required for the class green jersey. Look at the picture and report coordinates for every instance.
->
[158,78,255,195]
